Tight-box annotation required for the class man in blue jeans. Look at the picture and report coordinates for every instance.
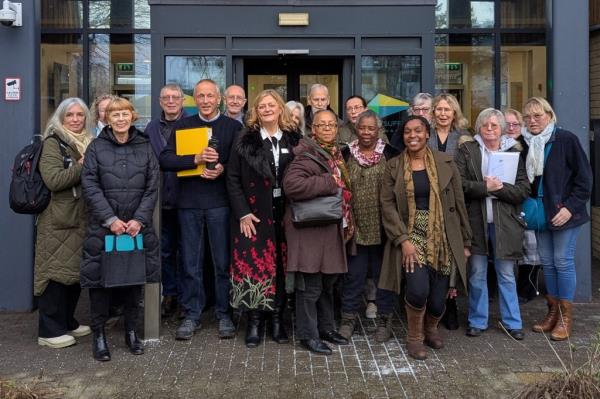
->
[160,79,241,340]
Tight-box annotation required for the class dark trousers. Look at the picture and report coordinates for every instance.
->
[161,208,182,298]
[342,244,395,314]
[38,280,81,338]
[295,272,338,340]
[404,265,449,318]
[89,286,142,331]
[178,207,230,321]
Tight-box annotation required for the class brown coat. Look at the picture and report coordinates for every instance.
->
[283,139,347,274]
[378,151,472,293]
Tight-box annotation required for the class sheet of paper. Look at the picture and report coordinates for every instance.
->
[487,152,519,185]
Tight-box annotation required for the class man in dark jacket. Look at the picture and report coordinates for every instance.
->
[146,83,187,318]
[160,79,241,340]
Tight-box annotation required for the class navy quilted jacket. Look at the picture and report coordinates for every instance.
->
[80,126,160,288]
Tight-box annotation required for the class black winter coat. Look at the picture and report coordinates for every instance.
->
[80,126,160,288]
[227,127,302,310]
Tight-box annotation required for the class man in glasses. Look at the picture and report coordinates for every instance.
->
[146,84,188,320]
[223,84,247,125]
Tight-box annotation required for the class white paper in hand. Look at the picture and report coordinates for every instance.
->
[487,152,519,184]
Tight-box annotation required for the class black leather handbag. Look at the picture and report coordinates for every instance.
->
[289,152,343,227]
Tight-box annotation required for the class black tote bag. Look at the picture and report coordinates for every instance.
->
[101,235,147,288]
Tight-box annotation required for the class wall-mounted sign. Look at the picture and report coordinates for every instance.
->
[435,63,463,85]
[278,13,309,26]
[5,77,21,101]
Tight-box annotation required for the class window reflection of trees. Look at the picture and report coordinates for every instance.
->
[89,0,150,29]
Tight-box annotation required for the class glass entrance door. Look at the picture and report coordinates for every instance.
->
[245,57,343,115]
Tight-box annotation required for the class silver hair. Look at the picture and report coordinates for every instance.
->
[192,79,221,98]
[160,83,184,98]
[409,93,433,114]
[44,97,93,138]
[475,108,506,135]
[355,109,382,129]
[309,83,329,97]
[224,84,246,98]
[285,100,306,132]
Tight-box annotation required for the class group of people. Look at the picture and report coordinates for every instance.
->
[33,77,592,362]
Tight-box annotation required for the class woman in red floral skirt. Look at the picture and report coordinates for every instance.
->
[227,89,303,348]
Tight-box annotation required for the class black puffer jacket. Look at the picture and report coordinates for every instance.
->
[80,126,160,288]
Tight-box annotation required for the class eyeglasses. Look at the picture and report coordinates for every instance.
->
[160,95,182,101]
[524,113,546,121]
[314,123,337,130]
[506,122,521,129]
[412,107,430,113]
[346,105,364,112]
[227,95,246,102]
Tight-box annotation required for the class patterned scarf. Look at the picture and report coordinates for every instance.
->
[314,137,355,242]
[349,138,386,167]
[402,147,449,270]
[521,122,555,183]
[62,126,93,158]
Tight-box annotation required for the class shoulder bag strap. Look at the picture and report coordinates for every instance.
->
[537,142,553,198]
[302,151,331,172]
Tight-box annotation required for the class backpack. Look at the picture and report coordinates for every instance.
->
[9,135,69,214]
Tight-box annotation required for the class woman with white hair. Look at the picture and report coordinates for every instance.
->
[35,97,94,349]
[455,108,530,341]
[285,100,306,133]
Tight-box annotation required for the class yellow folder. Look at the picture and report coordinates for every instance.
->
[175,127,211,177]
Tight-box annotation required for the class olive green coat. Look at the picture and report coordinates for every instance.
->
[34,127,89,296]
[378,151,472,294]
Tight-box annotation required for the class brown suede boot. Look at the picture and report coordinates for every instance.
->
[551,300,573,341]
[374,313,393,343]
[405,303,427,360]
[532,295,559,333]
[338,312,357,341]
[424,313,443,349]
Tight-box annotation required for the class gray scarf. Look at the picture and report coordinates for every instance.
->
[522,122,555,183]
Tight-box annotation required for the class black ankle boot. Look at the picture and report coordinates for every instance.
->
[125,330,144,355]
[245,311,263,348]
[93,327,111,362]
[442,298,459,330]
[271,309,289,344]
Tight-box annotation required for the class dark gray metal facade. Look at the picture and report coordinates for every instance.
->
[149,1,436,118]
[551,0,591,302]
[0,1,40,311]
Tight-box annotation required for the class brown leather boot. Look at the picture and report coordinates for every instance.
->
[551,300,573,341]
[405,302,427,360]
[532,295,559,333]
[424,313,443,349]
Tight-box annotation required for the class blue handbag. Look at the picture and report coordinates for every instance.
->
[523,143,552,231]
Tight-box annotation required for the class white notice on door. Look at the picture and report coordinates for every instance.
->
[5,77,21,101]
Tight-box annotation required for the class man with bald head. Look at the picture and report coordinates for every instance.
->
[224,84,246,124]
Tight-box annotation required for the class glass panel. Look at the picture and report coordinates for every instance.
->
[165,56,226,115]
[89,0,150,29]
[299,75,339,115]
[41,34,83,129]
[436,0,495,29]
[501,33,547,112]
[435,34,494,128]
[247,75,287,109]
[501,0,545,28]
[361,56,421,138]
[89,34,152,127]
[42,0,83,29]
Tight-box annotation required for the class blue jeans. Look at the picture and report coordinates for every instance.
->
[161,208,182,298]
[536,226,580,301]
[178,207,230,321]
[468,224,522,330]
[341,244,395,315]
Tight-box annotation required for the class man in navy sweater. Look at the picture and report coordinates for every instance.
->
[159,79,241,340]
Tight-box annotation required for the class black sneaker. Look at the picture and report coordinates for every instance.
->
[175,319,201,340]
[218,316,236,339]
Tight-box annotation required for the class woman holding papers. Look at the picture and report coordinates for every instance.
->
[227,90,303,348]
[522,97,592,341]
[379,115,471,360]
[35,98,94,349]
[81,97,160,361]
[455,108,529,340]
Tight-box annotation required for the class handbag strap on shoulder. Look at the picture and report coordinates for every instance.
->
[537,142,553,197]
[302,151,331,172]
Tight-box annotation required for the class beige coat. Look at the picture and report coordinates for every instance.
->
[378,151,472,294]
